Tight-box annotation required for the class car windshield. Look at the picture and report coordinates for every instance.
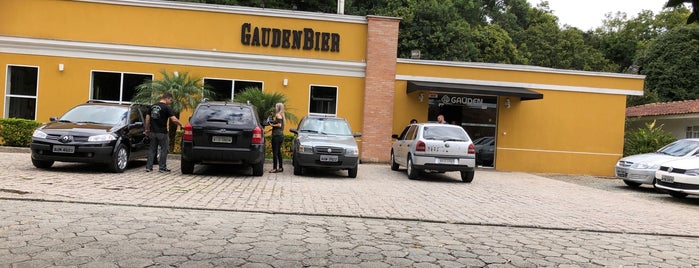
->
[299,118,352,135]
[423,126,469,141]
[192,105,253,126]
[60,105,128,125]
[657,140,699,156]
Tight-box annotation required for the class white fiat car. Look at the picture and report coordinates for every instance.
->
[615,139,699,188]
[654,157,699,198]
[390,123,476,182]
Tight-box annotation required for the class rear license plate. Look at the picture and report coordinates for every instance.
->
[52,145,75,154]
[435,158,458,164]
[212,136,233,143]
[660,175,674,183]
[320,155,339,162]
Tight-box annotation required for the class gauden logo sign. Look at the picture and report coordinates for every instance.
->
[240,23,340,52]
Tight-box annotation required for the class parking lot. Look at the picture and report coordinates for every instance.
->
[1,149,698,237]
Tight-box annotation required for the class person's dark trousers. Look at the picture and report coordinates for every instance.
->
[272,135,283,170]
[146,132,169,171]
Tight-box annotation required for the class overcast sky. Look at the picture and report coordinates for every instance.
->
[526,0,667,30]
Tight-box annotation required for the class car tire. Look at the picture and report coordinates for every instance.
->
[293,156,303,176]
[668,190,689,198]
[348,165,358,178]
[390,150,399,171]
[407,156,419,180]
[109,144,129,173]
[181,158,194,174]
[623,180,642,187]
[460,170,475,183]
[31,158,54,169]
[252,161,264,177]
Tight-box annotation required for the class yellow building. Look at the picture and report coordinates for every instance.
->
[0,0,644,176]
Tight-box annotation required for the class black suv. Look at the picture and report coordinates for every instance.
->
[181,101,265,175]
[30,101,149,172]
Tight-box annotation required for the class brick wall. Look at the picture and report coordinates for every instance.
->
[361,16,400,163]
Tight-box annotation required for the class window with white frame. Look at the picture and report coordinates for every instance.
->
[91,71,152,103]
[5,65,38,119]
[686,126,699,138]
[203,78,262,101]
[309,85,337,115]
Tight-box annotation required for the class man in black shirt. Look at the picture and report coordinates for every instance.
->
[144,92,183,172]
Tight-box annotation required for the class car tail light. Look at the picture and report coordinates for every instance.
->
[252,126,262,144]
[468,143,475,155]
[416,140,426,152]
[183,123,193,141]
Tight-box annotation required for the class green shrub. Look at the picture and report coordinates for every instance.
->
[624,120,676,156]
[0,118,42,147]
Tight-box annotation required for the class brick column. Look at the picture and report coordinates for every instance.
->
[361,16,400,163]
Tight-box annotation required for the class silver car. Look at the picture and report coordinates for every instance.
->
[615,139,699,187]
[390,123,476,182]
[290,115,361,178]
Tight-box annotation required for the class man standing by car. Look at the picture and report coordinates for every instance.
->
[144,92,182,172]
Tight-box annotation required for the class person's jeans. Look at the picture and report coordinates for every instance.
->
[146,132,169,170]
[272,135,283,170]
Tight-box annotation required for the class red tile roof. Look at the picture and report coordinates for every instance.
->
[626,100,699,117]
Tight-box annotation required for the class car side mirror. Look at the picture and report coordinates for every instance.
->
[353,132,362,137]
[290,128,298,134]
[49,117,58,122]
[391,134,399,139]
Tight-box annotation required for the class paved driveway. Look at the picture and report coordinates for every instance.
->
[2,150,698,238]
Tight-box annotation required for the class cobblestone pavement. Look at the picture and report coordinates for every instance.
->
[1,150,699,266]
[2,199,699,267]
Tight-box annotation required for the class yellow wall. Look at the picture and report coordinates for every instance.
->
[0,0,367,62]
[395,62,643,176]
[0,52,365,134]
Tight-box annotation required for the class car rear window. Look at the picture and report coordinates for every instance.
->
[423,126,470,142]
[60,105,128,125]
[191,105,254,126]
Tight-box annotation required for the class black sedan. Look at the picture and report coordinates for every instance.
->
[30,101,149,172]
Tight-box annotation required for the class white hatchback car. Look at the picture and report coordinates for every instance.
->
[615,139,699,187]
[654,157,699,198]
[390,123,476,182]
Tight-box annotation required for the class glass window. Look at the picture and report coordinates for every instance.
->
[204,78,262,101]
[309,86,337,115]
[423,126,469,141]
[91,71,152,103]
[405,125,417,140]
[686,126,699,138]
[5,65,38,119]
[191,105,254,126]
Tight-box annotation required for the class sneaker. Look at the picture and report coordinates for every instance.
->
[159,168,171,173]
[145,168,152,172]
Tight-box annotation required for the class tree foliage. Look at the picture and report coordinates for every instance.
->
[623,120,676,156]
[232,88,299,125]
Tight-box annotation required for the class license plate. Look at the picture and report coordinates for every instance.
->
[660,175,674,183]
[52,145,75,153]
[435,158,458,164]
[212,136,233,143]
[320,155,338,162]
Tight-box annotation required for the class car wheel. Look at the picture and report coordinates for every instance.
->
[181,158,194,174]
[407,156,419,180]
[348,165,358,178]
[623,180,642,188]
[293,156,303,176]
[390,150,399,171]
[109,144,129,173]
[252,161,264,177]
[460,170,475,183]
[31,158,54,169]
[668,190,689,198]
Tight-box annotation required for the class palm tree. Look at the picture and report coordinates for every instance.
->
[132,70,213,150]
[233,87,298,125]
